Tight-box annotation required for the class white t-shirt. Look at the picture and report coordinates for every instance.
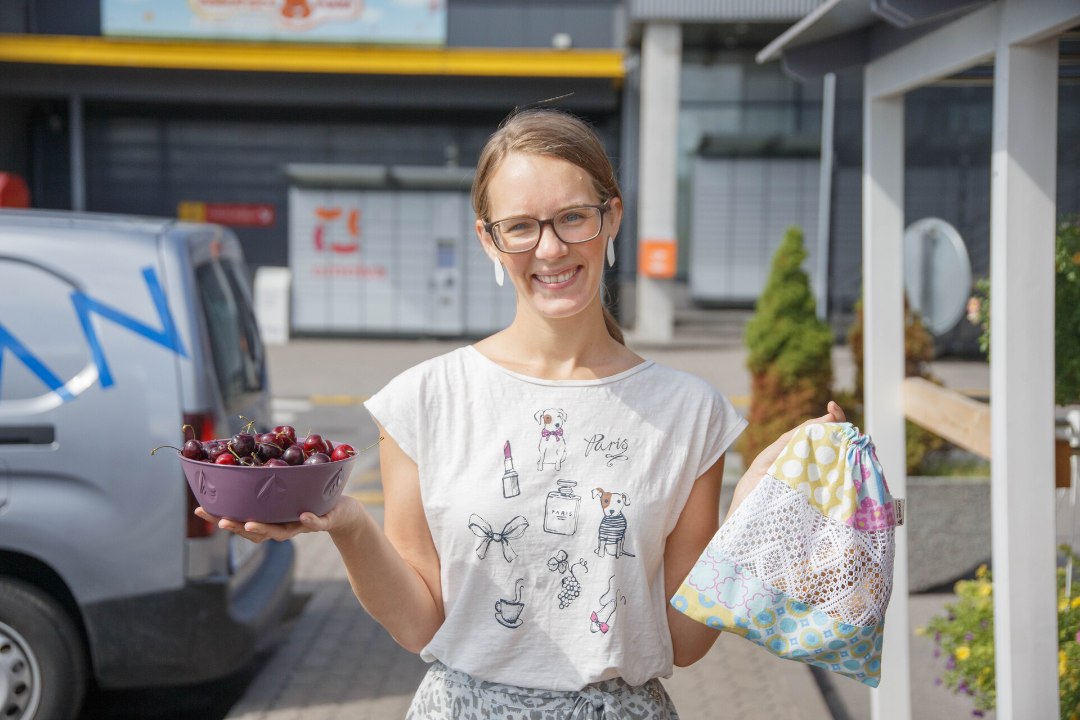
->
[363,345,746,691]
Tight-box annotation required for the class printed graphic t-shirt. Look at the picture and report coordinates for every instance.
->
[363,346,746,691]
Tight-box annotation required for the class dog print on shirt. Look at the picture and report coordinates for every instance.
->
[535,408,568,471]
[592,487,635,558]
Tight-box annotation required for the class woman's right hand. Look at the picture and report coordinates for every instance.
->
[194,494,365,544]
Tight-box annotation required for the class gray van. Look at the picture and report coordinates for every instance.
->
[0,210,294,719]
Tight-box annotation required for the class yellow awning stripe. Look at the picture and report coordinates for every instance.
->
[0,34,625,79]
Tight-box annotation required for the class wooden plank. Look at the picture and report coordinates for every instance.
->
[902,377,992,459]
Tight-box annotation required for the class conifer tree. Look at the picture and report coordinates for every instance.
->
[740,226,834,464]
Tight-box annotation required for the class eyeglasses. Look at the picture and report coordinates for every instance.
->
[484,202,609,254]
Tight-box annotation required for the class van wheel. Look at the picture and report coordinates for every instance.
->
[0,579,86,720]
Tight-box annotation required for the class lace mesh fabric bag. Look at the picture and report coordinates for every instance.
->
[671,422,903,687]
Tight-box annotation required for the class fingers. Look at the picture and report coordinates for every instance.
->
[827,400,847,423]
[193,506,306,543]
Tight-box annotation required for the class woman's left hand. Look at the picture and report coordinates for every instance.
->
[726,401,846,522]
[747,400,846,477]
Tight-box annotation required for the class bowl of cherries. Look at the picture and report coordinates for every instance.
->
[154,421,375,523]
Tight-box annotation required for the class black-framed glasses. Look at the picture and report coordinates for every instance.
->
[484,202,609,254]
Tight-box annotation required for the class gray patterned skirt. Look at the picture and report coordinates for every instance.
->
[406,661,680,720]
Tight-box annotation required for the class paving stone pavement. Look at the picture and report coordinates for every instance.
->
[224,522,833,720]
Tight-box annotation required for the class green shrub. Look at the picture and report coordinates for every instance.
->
[967,217,1080,405]
[740,226,834,463]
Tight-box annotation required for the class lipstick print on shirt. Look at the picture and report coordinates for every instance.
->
[500,440,520,498]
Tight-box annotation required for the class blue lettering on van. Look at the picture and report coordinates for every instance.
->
[71,266,188,388]
[0,266,186,402]
[0,324,76,402]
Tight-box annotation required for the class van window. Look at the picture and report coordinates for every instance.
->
[196,259,266,410]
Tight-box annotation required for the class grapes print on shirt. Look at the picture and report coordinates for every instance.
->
[534,408,568,471]
[554,557,589,609]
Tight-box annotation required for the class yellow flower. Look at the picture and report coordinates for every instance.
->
[1061,650,1068,677]
[1071,596,1080,609]
[978,583,992,597]
[976,564,989,579]
[956,646,971,661]
[1062,598,1071,612]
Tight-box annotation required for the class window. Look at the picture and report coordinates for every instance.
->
[196,259,265,410]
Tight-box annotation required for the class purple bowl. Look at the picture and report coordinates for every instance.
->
[178,445,359,523]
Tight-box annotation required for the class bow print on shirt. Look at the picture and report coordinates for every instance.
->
[468,513,529,563]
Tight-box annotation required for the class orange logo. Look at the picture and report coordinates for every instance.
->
[313,207,360,254]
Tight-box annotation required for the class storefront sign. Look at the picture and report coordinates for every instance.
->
[178,201,276,227]
[639,239,677,279]
[103,0,447,45]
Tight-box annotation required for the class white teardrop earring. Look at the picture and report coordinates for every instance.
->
[493,258,505,287]
[606,236,616,268]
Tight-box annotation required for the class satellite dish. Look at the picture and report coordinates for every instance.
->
[903,217,972,336]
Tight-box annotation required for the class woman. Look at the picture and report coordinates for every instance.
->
[198,108,843,718]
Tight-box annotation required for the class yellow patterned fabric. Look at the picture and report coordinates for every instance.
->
[766,422,891,526]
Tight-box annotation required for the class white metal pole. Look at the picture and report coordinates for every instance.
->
[815,72,835,322]
[634,21,681,344]
[863,90,911,720]
[989,26,1060,720]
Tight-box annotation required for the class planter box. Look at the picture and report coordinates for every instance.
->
[907,476,991,592]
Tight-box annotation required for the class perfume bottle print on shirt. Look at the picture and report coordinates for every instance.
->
[544,479,580,536]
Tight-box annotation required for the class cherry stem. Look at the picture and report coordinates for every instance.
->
[238,415,257,435]
[182,424,196,442]
[150,445,182,456]
[359,436,384,454]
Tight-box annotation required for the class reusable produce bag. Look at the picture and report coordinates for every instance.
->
[671,422,902,687]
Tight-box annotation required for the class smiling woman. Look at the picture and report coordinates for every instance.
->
[201,107,846,720]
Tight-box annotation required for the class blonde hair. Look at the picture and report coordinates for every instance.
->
[472,109,625,345]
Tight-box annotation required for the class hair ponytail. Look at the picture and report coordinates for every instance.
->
[602,305,625,346]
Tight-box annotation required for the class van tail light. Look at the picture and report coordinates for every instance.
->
[183,411,218,538]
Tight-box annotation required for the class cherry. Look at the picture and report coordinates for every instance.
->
[273,425,297,443]
[330,444,356,462]
[304,452,331,465]
[215,453,238,465]
[230,432,256,458]
[208,444,231,462]
[302,433,328,456]
[150,441,206,461]
[264,458,289,467]
[255,433,283,463]
[281,445,306,466]
[183,440,208,461]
